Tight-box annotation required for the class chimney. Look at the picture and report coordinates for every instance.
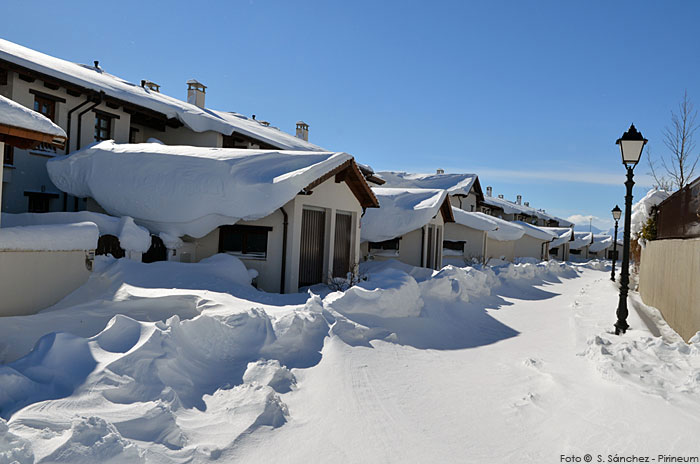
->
[486,186,492,197]
[187,79,207,108]
[141,80,160,92]
[296,121,309,141]
[517,195,522,205]
[498,194,504,199]
[436,168,445,175]
[524,201,530,207]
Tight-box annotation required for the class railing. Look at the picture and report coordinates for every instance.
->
[656,177,700,240]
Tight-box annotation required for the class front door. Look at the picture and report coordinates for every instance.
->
[333,212,352,278]
[299,208,326,287]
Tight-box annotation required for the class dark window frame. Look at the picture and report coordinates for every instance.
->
[24,191,58,213]
[94,112,112,141]
[443,240,466,252]
[368,237,400,251]
[219,224,272,259]
[33,95,56,122]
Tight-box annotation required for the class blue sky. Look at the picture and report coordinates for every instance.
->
[4,0,699,230]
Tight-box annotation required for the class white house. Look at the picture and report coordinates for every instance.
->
[47,141,379,293]
[511,221,557,260]
[360,188,455,270]
[0,94,98,316]
[542,226,574,261]
[443,207,498,265]
[569,231,594,259]
[587,234,613,259]
[481,189,573,227]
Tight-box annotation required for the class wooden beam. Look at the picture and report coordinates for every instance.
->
[0,122,66,150]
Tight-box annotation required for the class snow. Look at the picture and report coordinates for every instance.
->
[0,95,66,138]
[2,212,151,253]
[541,226,573,249]
[569,231,593,250]
[482,213,526,241]
[361,187,449,242]
[47,141,354,238]
[452,206,498,231]
[482,194,573,227]
[0,222,98,251]
[0,250,698,462]
[631,188,671,238]
[512,220,557,241]
[0,39,321,151]
[377,171,478,197]
[588,234,613,253]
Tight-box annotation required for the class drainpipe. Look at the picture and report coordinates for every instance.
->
[482,230,488,265]
[420,226,425,267]
[76,92,104,151]
[279,207,288,294]
[62,98,93,211]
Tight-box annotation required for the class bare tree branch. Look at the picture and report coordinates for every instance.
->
[656,90,700,190]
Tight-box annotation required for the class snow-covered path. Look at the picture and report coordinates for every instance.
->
[2,259,699,463]
[230,269,700,463]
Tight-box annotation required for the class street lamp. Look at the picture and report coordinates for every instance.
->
[610,205,621,281]
[614,124,648,335]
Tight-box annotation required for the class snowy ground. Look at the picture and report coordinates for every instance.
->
[1,256,699,463]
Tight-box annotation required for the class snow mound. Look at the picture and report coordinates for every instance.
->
[0,94,65,138]
[494,260,578,281]
[326,267,425,318]
[418,265,497,302]
[582,334,700,399]
[0,418,33,464]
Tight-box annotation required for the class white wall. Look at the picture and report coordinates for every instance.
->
[513,235,548,260]
[188,176,363,294]
[444,222,486,261]
[0,250,91,316]
[364,214,445,269]
[486,238,515,262]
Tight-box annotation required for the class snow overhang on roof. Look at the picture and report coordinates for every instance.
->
[361,188,453,243]
[0,95,66,149]
[482,194,571,226]
[541,227,573,249]
[569,232,594,250]
[0,39,322,151]
[588,234,613,253]
[452,207,498,232]
[377,171,481,199]
[47,141,375,238]
[481,213,526,241]
[512,221,558,241]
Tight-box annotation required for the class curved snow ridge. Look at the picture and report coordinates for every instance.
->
[581,334,700,399]
[47,141,354,238]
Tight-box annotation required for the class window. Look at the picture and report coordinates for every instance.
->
[3,144,13,165]
[443,240,465,252]
[219,225,271,259]
[24,192,58,213]
[369,238,400,251]
[34,95,56,122]
[95,113,112,141]
[129,127,139,144]
[570,249,581,255]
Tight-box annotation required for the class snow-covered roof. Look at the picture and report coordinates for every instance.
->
[0,39,321,151]
[588,234,613,253]
[47,141,375,238]
[452,207,498,232]
[481,213,525,241]
[569,231,593,250]
[361,188,453,242]
[482,195,572,227]
[2,212,151,253]
[512,221,558,241]
[377,171,480,197]
[0,95,66,149]
[541,227,574,249]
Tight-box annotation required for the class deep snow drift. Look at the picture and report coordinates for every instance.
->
[0,255,698,463]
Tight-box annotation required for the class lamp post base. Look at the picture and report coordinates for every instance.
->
[614,319,629,335]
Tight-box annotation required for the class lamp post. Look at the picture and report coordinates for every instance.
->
[610,205,621,281]
[614,124,647,335]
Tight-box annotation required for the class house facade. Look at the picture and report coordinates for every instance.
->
[47,142,378,293]
[361,188,454,270]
